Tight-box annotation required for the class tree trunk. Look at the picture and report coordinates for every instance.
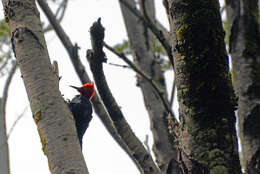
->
[0,98,10,174]
[1,0,88,173]
[226,0,260,173]
[119,0,179,173]
[169,0,242,173]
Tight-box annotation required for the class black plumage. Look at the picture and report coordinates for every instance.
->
[68,95,93,147]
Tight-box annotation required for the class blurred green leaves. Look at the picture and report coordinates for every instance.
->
[113,40,130,55]
[0,19,10,37]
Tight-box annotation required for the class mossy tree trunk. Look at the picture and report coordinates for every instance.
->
[168,0,242,173]
[1,0,89,173]
[226,0,260,173]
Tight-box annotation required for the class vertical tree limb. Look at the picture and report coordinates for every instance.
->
[1,60,17,120]
[1,0,89,173]
[119,0,174,66]
[226,0,260,173]
[0,98,10,174]
[119,1,180,173]
[0,60,16,174]
[87,19,160,174]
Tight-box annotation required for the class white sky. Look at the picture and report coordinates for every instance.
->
[1,0,224,174]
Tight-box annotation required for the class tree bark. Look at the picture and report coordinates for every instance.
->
[1,0,88,173]
[0,60,16,174]
[0,98,10,174]
[87,19,160,174]
[119,0,180,173]
[226,0,260,173]
[169,0,242,173]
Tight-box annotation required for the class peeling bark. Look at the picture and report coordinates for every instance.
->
[226,0,260,173]
[169,0,242,173]
[1,0,88,173]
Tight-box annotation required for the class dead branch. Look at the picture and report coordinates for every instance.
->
[87,18,161,174]
[43,0,68,33]
[104,42,177,123]
[119,0,173,67]
[1,60,17,118]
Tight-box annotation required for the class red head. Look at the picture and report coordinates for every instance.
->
[70,82,95,100]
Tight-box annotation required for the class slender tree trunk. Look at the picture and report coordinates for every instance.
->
[226,0,260,173]
[0,60,16,174]
[169,0,242,173]
[0,98,10,174]
[119,0,179,173]
[1,0,88,173]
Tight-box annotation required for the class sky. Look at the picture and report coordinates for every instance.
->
[1,0,224,174]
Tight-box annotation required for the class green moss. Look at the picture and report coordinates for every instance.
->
[172,0,241,172]
[33,111,41,124]
[176,24,188,41]
[208,149,222,159]
[225,134,231,141]
[195,131,204,141]
[38,127,48,156]
[4,16,9,23]
[208,129,217,136]
[210,166,228,174]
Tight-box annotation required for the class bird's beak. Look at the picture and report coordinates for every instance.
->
[70,85,81,91]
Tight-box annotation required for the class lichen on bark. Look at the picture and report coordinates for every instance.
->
[169,0,241,173]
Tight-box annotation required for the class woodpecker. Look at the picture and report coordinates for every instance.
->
[68,82,94,148]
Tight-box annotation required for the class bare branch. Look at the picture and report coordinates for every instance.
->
[1,60,17,118]
[0,51,12,77]
[220,5,226,14]
[37,0,73,54]
[104,42,178,123]
[87,19,160,174]
[119,0,174,67]
[0,60,16,174]
[43,0,68,33]
[143,135,151,154]
[169,76,176,108]
[0,98,10,174]
[0,58,8,76]
[7,106,28,139]
[162,0,170,15]
[108,62,130,69]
